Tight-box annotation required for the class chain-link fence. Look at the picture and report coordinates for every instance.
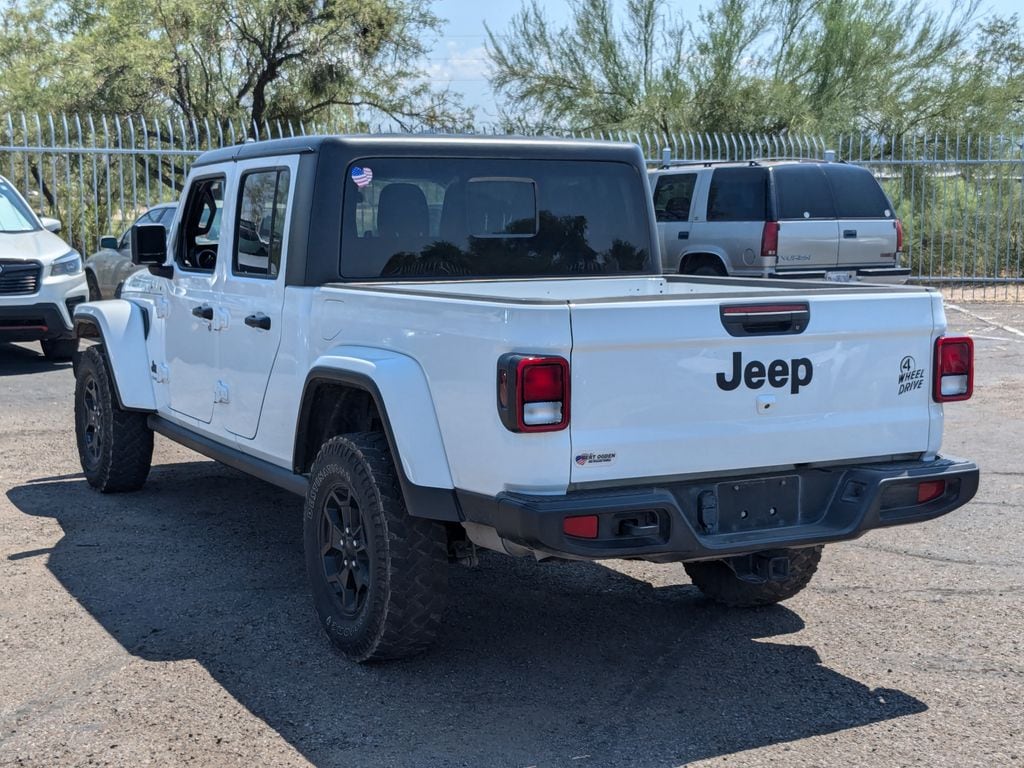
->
[1,113,1021,299]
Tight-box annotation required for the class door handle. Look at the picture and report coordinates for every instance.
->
[678,231,690,240]
[843,229,858,239]
[244,313,271,330]
[191,304,214,321]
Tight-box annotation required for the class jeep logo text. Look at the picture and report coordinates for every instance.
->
[716,351,813,394]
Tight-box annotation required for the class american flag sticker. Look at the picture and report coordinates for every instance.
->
[350,166,373,188]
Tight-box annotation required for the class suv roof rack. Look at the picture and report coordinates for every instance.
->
[652,156,843,170]
[652,158,759,170]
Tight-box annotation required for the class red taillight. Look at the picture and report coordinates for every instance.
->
[563,515,599,539]
[895,219,904,253]
[933,336,973,402]
[761,221,779,259]
[497,354,570,432]
[523,363,564,403]
[917,480,946,504]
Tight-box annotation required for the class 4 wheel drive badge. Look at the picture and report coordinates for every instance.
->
[898,355,925,395]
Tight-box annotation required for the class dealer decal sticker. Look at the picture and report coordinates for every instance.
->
[350,166,373,187]
[898,355,925,395]
[575,451,617,467]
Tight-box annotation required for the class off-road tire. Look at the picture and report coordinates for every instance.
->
[40,337,79,361]
[304,432,448,662]
[684,546,823,607]
[74,346,153,492]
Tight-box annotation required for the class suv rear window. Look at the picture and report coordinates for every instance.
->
[822,164,894,219]
[773,165,836,220]
[653,173,696,222]
[706,167,769,221]
[341,158,651,279]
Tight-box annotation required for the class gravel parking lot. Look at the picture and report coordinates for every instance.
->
[1,302,1021,768]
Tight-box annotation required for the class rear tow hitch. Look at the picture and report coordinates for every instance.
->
[725,551,791,583]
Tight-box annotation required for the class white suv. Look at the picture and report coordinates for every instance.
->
[0,176,86,360]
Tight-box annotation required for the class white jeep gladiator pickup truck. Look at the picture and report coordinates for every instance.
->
[72,135,979,662]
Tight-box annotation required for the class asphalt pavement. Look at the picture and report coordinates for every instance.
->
[0,302,1021,767]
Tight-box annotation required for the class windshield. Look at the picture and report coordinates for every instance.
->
[0,180,39,233]
[340,158,652,279]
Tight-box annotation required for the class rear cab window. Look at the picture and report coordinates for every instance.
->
[653,173,697,222]
[773,165,836,220]
[706,167,769,221]
[340,158,652,279]
[822,165,894,219]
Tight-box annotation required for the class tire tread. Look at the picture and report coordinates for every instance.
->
[75,346,153,493]
[306,432,448,662]
[684,546,822,607]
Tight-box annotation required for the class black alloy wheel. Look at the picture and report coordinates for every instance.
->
[318,487,372,618]
[77,370,103,471]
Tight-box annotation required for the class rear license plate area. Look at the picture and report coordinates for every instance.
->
[825,270,856,282]
[715,476,800,533]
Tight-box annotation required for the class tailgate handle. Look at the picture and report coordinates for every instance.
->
[720,303,810,337]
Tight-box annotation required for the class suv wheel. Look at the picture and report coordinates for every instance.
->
[304,432,448,662]
[686,260,726,277]
[684,546,822,607]
[74,346,153,492]
[41,337,79,361]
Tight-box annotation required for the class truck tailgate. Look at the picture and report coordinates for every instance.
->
[568,291,941,484]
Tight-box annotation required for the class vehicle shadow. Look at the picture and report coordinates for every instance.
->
[0,341,72,376]
[7,462,926,767]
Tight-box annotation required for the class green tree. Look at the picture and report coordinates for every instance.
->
[487,0,690,133]
[487,0,1024,137]
[0,0,471,132]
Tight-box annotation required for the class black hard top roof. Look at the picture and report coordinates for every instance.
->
[192,134,644,168]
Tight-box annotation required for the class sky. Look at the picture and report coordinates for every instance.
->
[426,0,1023,125]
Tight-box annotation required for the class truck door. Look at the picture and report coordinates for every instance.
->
[217,158,296,440]
[822,164,900,272]
[772,165,840,273]
[163,174,226,424]
[652,172,697,271]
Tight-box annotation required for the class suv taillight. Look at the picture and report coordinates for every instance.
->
[895,219,904,254]
[497,354,570,432]
[933,336,973,402]
[761,221,779,259]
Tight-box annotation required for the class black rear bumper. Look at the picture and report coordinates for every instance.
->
[459,457,979,562]
[0,302,76,341]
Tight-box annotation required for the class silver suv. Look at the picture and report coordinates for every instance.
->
[649,160,909,282]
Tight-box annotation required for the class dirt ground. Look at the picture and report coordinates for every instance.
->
[0,303,1021,768]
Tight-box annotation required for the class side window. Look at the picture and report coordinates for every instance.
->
[774,166,836,220]
[653,173,697,222]
[158,207,177,225]
[822,165,893,219]
[233,169,290,278]
[176,177,224,273]
[706,167,769,221]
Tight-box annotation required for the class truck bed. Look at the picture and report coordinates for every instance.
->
[314,275,944,497]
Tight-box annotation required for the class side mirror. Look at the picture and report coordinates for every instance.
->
[40,216,62,233]
[100,235,119,250]
[131,223,172,278]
